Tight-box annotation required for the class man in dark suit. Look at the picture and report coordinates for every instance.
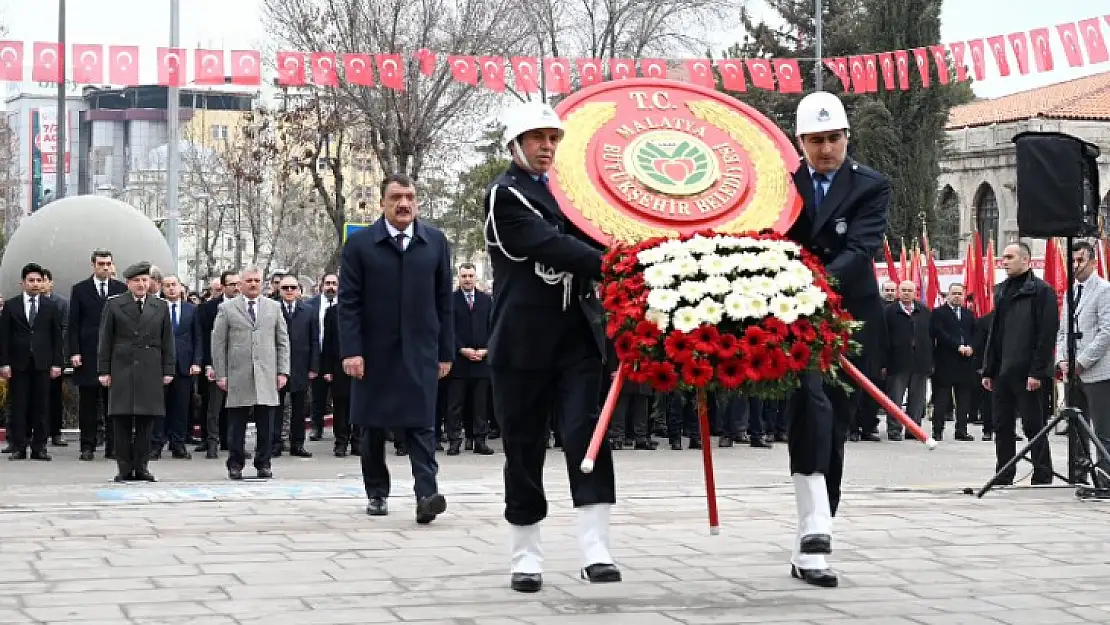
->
[339,173,453,524]
[308,273,339,441]
[68,249,127,460]
[42,267,70,448]
[196,271,240,458]
[98,262,176,483]
[152,275,201,459]
[0,263,64,460]
[274,274,317,458]
[484,101,619,593]
[446,262,494,456]
[320,303,357,456]
[930,283,977,442]
[784,91,891,588]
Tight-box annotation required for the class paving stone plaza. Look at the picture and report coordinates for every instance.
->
[0,430,1106,625]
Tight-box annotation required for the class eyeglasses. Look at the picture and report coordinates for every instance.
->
[280,285,299,291]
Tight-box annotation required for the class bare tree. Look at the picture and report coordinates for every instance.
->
[0,113,21,251]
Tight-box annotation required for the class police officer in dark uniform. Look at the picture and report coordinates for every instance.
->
[484,101,620,593]
[784,91,891,588]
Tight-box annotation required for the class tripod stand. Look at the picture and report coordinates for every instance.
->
[977,236,1110,500]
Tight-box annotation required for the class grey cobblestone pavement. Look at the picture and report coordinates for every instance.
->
[1,425,1108,624]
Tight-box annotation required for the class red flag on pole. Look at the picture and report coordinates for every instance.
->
[962,239,980,315]
[982,238,996,315]
[883,235,901,284]
[1043,238,1067,309]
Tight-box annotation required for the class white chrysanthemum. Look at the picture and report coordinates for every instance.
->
[757,250,791,270]
[637,247,668,265]
[644,263,676,288]
[733,253,763,273]
[704,275,732,295]
[716,236,745,249]
[786,264,813,283]
[773,270,807,291]
[645,309,670,332]
[696,297,725,325]
[658,239,687,259]
[723,292,767,321]
[769,294,801,324]
[646,288,681,312]
[678,280,706,302]
[672,255,700,277]
[685,235,718,255]
[699,253,731,276]
[794,285,827,313]
[750,276,779,296]
[672,306,701,333]
[746,295,770,319]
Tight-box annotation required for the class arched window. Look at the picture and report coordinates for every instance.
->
[973,183,999,244]
[934,185,960,258]
[1101,190,1110,227]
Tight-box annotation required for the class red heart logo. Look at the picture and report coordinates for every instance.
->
[653,158,695,183]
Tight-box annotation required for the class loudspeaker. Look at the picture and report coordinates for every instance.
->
[1013,131,1101,238]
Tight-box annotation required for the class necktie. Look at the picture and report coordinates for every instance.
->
[954,307,960,322]
[394,232,406,251]
[28,296,36,325]
[813,173,827,211]
[171,303,178,329]
[136,298,143,315]
[466,292,473,310]
[248,300,256,323]
[99,282,106,299]
[287,304,294,318]
[1076,284,1084,306]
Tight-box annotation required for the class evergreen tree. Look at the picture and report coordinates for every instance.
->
[444,128,511,262]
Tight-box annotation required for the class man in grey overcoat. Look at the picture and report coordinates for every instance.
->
[340,172,454,524]
[97,262,175,483]
[211,266,290,480]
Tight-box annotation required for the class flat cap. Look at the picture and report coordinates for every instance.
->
[122,261,151,280]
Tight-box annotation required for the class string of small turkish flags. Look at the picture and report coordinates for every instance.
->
[0,15,1106,93]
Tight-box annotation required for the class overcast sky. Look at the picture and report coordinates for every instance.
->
[1,0,1106,101]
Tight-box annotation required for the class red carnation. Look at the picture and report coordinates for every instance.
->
[627,366,650,384]
[742,326,770,350]
[819,346,835,369]
[765,349,790,378]
[691,325,720,354]
[746,352,767,382]
[633,319,661,346]
[614,332,640,361]
[681,359,714,387]
[717,358,747,389]
[762,317,789,341]
[715,333,741,359]
[791,319,817,343]
[664,331,697,363]
[605,317,622,338]
[788,342,812,371]
[646,361,679,393]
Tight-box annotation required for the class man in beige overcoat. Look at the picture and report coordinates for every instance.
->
[212,266,290,480]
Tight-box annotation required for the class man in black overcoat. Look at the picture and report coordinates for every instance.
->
[484,101,619,593]
[930,283,978,441]
[784,91,891,588]
[446,262,494,456]
[339,173,454,524]
[68,249,127,460]
[0,263,64,460]
[274,275,317,458]
[196,271,240,458]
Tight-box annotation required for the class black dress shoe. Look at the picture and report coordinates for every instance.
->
[30,450,52,461]
[134,470,157,482]
[750,437,773,449]
[271,448,283,458]
[581,563,622,583]
[800,534,832,554]
[718,437,733,448]
[206,448,219,459]
[309,429,323,441]
[289,447,313,458]
[955,432,975,441]
[51,435,68,447]
[1,444,12,453]
[79,450,95,461]
[171,448,192,459]
[8,450,27,460]
[791,564,838,587]
[194,443,209,453]
[334,448,348,458]
[228,468,243,480]
[367,497,388,516]
[104,451,116,460]
[415,493,447,524]
[687,438,701,449]
[257,468,273,479]
[113,473,130,483]
[464,439,474,451]
[860,432,881,442]
[473,440,495,455]
[446,442,461,456]
[610,439,624,450]
[669,438,682,450]
[149,449,162,461]
[510,572,542,592]
[848,431,861,442]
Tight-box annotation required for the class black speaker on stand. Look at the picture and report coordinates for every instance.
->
[976,131,1110,500]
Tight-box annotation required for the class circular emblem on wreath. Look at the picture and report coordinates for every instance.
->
[548,79,803,245]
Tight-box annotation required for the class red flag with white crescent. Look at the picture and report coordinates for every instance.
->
[609,58,635,80]
[414,49,436,76]
[1079,18,1109,64]
[479,56,505,92]
[1028,27,1055,72]
[1056,23,1085,67]
[376,54,405,90]
[685,59,715,88]
[157,47,186,87]
[511,57,539,93]
[108,45,139,85]
[543,58,571,93]
[893,50,911,90]
[230,50,261,86]
[448,55,478,86]
[640,58,667,79]
[276,52,306,86]
[343,54,374,87]
[576,58,604,86]
[194,49,225,85]
[72,44,103,84]
[772,59,802,93]
[864,55,880,92]
[911,48,930,87]
[986,35,1011,76]
[967,40,987,80]
[823,57,850,91]
[716,59,746,91]
[1007,32,1031,74]
[929,45,950,84]
[847,56,866,92]
[0,41,22,82]
[311,52,339,87]
[745,58,775,90]
[32,42,62,83]
[948,42,968,82]
[877,52,896,90]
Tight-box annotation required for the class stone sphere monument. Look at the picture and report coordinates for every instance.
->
[0,196,174,299]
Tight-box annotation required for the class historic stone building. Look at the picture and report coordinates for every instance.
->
[939,70,1110,257]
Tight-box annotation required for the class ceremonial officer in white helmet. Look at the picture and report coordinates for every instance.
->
[784,91,891,587]
[484,101,620,593]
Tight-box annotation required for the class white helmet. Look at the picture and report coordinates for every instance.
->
[795,91,850,136]
[502,101,564,145]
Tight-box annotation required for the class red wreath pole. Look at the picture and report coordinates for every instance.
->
[838,356,938,449]
[695,388,721,535]
[580,365,625,474]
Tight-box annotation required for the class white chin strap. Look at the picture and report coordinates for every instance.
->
[511,139,534,173]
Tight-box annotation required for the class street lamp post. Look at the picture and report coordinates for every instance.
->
[814,0,824,91]
[166,0,182,275]
[55,0,66,199]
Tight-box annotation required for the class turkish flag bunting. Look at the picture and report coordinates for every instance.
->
[823,57,850,91]
[863,55,879,92]
[108,45,139,85]
[716,59,746,91]
[987,35,1011,76]
[968,40,987,80]
[877,52,896,90]
[0,41,22,81]
[610,58,635,80]
[311,52,339,87]
[72,44,103,84]
[848,56,867,92]
[157,47,186,87]
[772,59,802,93]
[1079,18,1109,64]
[32,42,62,83]
[479,56,505,92]
[912,48,931,87]
[1056,23,1085,67]
[1007,32,1031,74]
[448,55,478,86]
[929,45,950,84]
[230,50,261,86]
[948,42,969,82]
[511,57,539,92]
[376,54,405,90]
[276,52,306,86]
[194,49,225,85]
[1028,28,1054,72]
[415,49,436,76]
[685,59,715,88]
[745,58,775,90]
[543,58,571,93]
[576,59,604,86]
[893,50,911,90]
[640,58,667,79]
[343,54,374,86]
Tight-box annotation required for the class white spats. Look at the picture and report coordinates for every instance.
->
[510,523,544,575]
[792,473,832,570]
[576,503,615,568]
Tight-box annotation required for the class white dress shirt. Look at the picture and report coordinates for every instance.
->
[385,220,415,251]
